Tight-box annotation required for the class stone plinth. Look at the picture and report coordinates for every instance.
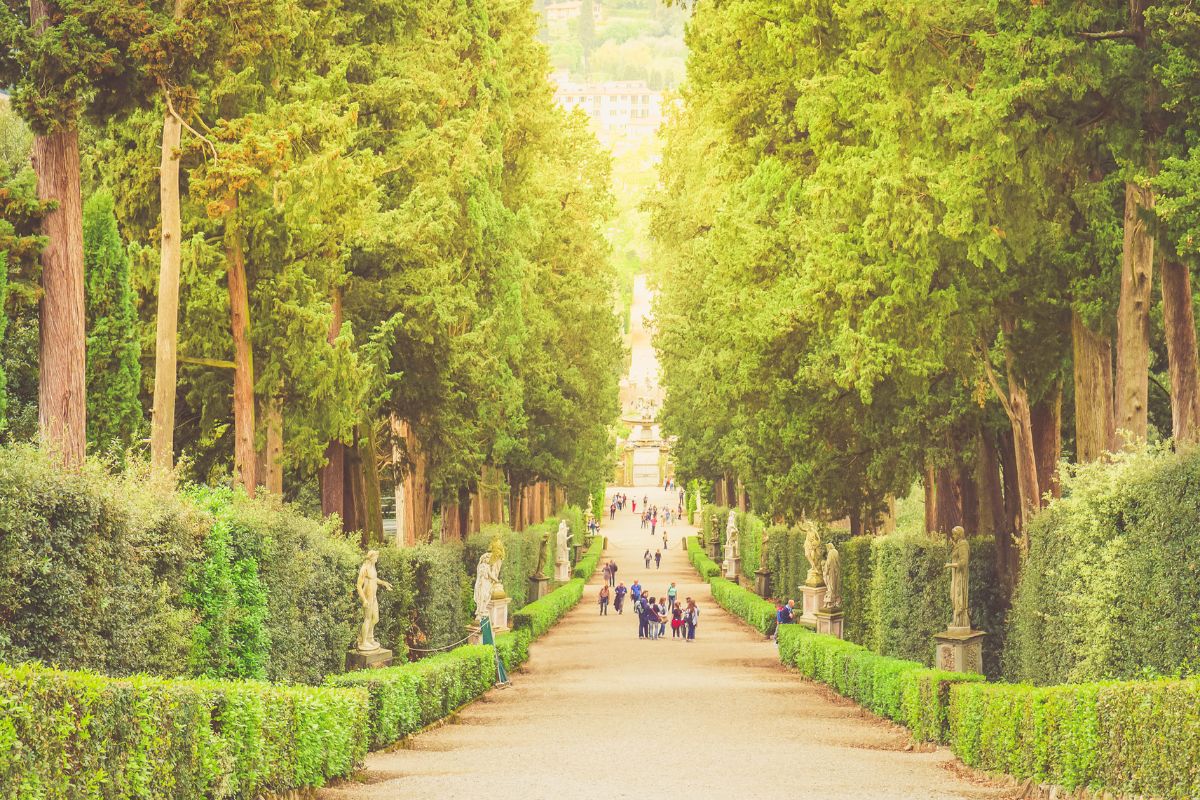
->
[933,628,986,674]
[754,569,771,598]
[724,556,741,581]
[799,584,826,626]
[708,538,721,561]
[554,560,570,582]
[815,609,843,639]
[489,597,510,633]
[345,647,393,671]
[528,575,550,601]
[467,623,482,645]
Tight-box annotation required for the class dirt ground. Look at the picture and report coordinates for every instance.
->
[318,486,1011,800]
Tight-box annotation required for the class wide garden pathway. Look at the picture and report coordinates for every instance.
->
[320,487,1007,800]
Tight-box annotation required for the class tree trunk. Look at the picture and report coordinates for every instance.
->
[923,466,936,535]
[996,428,1021,594]
[509,480,523,531]
[457,486,471,539]
[976,432,1004,539]
[390,414,408,545]
[319,289,345,521]
[933,464,963,536]
[32,124,86,467]
[1115,181,1155,446]
[1005,367,1039,554]
[958,463,979,537]
[225,198,256,496]
[360,422,384,545]
[1031,382,1062,500]
[1071,310,1115,462]
[150,108,183,473]
[1161,259,1200,446]
[258,394,282,495]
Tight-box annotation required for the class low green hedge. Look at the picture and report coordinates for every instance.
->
[0,661,368,798]
[572,537,604,579]
[512,578,585,639]
[949,677,1200,798]
[686,536,720,580]
[325,646,495,749]
[709,577,776,636]
[495,629,532,672]
[776,625,982,743]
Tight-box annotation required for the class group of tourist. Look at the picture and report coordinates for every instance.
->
[609,493,630,519]
[597,562,699,640]
[642,548,662,568]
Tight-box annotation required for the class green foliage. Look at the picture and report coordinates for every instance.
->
[466,524,553,614]
[377,544,467,657]
[512,578,586,639]
[735,509,763,582]
[709,577,776,636]
[82,189,141,459]
[776,626,982,744]
[763,524,814,605]
[1006,445,1200,684]
[0,661,368,798]
[572,536,604,580]
[326,646,496,749]
[685,535,720,581]
[495,629,532,673]
[949,678,1200,799]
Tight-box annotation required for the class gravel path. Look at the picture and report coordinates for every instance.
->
[319,487,1009,800]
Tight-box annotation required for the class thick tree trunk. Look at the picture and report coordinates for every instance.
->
[359,423,384,544]
[958,464,979,537]
[257,395,283,495]
[1071,310,1115,462]
[1115,181,1155,446]
[1161,259,1200,445]
[923,466,936,535]
[933,464,963,536]
[320,290,346,522]
[458,486,471,539]
[151,109,183,473]
[225,199,256,496]
[1005,369,1039,554]
[32,125,87,467]
[1031,382,1062,500]
[509,480,523,531]
[996,429,1021,594]
[976,432,1004,539]
[390,414,408,545]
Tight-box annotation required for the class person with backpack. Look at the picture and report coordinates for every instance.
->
[685,598,700,642]
[630,579,642,605]
[644,549,652,569]
[636,594,650,639]
[614,582,627,615]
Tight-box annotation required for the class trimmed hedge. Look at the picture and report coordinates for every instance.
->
[326,646,495,749]
[0,661,368,798]
[949,677,1200,799]
[512,578,586,639]
[495,629,532,672]
[572,536,604,579]
[376,543,466,659]
[709,577,777,636]
[776,625,982,743]
[686,535,720,580]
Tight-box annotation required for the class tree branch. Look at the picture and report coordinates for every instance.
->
[165,91,218,162]
[978,345,1017,422]
[1076,29,1137,41]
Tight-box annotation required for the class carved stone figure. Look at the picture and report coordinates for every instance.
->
[759,526,770,572]
[556,519,570,564]
[472,552,494,621]
[356,550,393,651]
[488,535,507,599]
[725,510,740,559]
[534,533,550,579]
[946,525,971,629]
[822,542,842,610]
[803,522,824,586]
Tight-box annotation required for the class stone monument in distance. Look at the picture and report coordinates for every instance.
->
[933,526,986,673]
[797,522,826,627]
[529,532,551,601]
[754,526,771,598]
[554,518,571,582]
[723,510,741,580]
[815,541,844,639]
[347,550,394,670]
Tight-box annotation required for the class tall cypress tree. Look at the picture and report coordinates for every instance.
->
[82,190,141,458]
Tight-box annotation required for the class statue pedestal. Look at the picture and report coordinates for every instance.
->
[708,539,721,561]
[799,584,826,627]
[467,623,482,645]
[724,556,741,581]
[345,647,393,671]
[933,629,986,674]
[754,569,771,598]
[815,608,843,639]
[489,597,510,633]
[528,575,550,601]
[554,560,570,582]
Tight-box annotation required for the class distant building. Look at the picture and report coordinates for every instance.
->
[544,1,603,25]
[552,73,663,137]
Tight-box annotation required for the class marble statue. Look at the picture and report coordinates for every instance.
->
[472,552,495,621]
[488,535,507,599]
[725,510,740,558]
[355,550,392,651]
[945,525,971,629]
[535,533,550,579]
[556,519,570,564]
[822,542,842,610]
[760,526,770,571]
[803,522,824,586]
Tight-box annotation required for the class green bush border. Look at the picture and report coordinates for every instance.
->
[685,535,720,580]
[572,536,604,579]
[709,577,776,636]
[512,578,585,639]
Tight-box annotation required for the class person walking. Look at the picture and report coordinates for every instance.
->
[663,532,668,550]
[654,550,662,569]
[599,584,610,615]
[637,595,650,639]
[608,560,618,587]
[667,582,677,612]
[644,549,652,569]
[614,582,627,615]
[632,499,637,514]
[651,515,657,537]
[602,560,611,586]
[646,597,660,640]
[685,598,700,642]
[630,579,642,606]
[610,501,616,520]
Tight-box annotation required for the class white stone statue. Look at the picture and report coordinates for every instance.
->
[724,510,740,559]
[822,542,842,610]
[803,522,824,586]
[356,550,392,651]
[945,525,970,630]
[556,519,570,565]
[472,552,494,621]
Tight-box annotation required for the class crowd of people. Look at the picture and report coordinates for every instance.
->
[600,560,700,641]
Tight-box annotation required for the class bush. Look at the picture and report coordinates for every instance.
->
[709,577,776,635]
[0,661,368,798]
[1006,445,1200,684]
[840,535,872,645]
[572,536,604,579]
[777,625,982,743]
[949,677,1200,799]
[325,646,495,749]
[763,523,815,603]
[465,524,556,614]
[686,536,720,580]
[377,543,466,658]
[495,629,532,672]
[735,509,765,582]
[512,578,585,639]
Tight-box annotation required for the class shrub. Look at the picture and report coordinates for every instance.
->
[495,629,532,672]
[377,543,466,658]
[326,646,496,749]
[949,677,1200,799]
[0,661,368,798]
[709,577,776,635]
[840,535,872,645]
[572,536,604,579]
[512,578,585,639]
[763,523,815,603]
[466,524,554,613]
[686,536,720,580]
[1006,445,1200,684]
[735,509,765,582]
[776,625,982,743]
